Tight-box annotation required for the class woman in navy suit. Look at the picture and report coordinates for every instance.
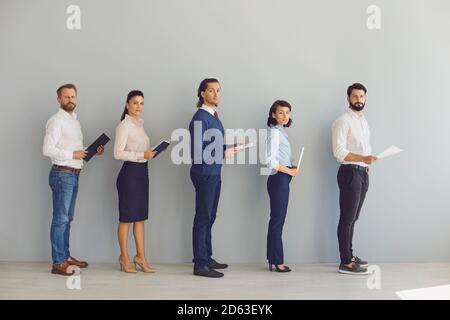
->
[265,100,299,273]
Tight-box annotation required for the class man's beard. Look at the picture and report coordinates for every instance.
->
[349,101,365,112]
[61,102,76,112]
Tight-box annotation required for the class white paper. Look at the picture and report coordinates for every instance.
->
[296,147,305,168]
[396,284,450,300]
[376,145,404,159]
[235,142,255,150]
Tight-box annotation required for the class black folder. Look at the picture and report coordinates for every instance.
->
[84,133,110,162]
[152,140,170,158]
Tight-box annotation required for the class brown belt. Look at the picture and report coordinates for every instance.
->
[52,165,81,174]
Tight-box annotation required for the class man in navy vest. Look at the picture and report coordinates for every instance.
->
[189,78,238,278]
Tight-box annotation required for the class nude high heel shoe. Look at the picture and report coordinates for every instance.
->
[118,256,137,273]
[133,256,156,273]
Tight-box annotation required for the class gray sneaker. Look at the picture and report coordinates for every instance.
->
[352,256,369,268]
[339,263,369,275]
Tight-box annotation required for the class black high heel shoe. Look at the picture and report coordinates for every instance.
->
[269,264,291,272]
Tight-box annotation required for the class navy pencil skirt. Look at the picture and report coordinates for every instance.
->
[116,161,149,223]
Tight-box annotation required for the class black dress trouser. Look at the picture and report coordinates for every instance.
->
[337,164,369,265]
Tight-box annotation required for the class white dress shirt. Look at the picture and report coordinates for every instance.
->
[114,114,150,163]
[332,108,371,167]
[43,108,84,169]
[199,104,217,116]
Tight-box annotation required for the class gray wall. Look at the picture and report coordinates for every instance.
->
[1,0,449,263]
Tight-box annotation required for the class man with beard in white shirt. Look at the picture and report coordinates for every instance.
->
[43,83,104,275]
[332,83,378,275]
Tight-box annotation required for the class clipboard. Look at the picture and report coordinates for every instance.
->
[84,133,110,162]
[152,140,170,158]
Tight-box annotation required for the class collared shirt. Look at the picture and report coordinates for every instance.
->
[43,108,84,169]
[265,125,292,171]
[332,108,371,167]
[199,104,217,116]
[114,114,150,163]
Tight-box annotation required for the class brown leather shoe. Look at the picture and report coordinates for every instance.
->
[51,260,77,276]
[67,256,88,268]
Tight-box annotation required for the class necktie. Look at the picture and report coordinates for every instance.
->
[214,111,218,118]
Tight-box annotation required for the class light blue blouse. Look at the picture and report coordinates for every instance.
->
[265,125,292,171]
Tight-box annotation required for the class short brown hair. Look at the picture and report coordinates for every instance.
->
[267,100,293,127]
[347,83,366,96]
[57,83,77,97]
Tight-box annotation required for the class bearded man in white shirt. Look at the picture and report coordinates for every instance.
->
[43,83,104,276]
[332,83,378,275]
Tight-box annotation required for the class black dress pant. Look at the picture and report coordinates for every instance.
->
[337,164,369,265]
[267,171,292,265]
[190,171,222,269]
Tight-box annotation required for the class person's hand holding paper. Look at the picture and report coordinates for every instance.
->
[234,142,255,151]
[377,145,404,159]
[225,142,255,158]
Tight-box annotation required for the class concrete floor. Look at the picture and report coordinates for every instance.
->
[1,262,449,300]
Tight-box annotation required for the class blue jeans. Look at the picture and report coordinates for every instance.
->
[49,168,79,264]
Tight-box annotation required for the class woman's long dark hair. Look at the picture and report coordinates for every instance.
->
[267,100,292,127]
[196,78,219,108]
[120,90,144,121]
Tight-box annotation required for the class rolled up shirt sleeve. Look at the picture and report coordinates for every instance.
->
[43,118,73,161]
[332,118,350,162]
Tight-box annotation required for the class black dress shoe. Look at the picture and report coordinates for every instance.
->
[193,266,224,278]
[269,264,291,273]
[208,259,228,269]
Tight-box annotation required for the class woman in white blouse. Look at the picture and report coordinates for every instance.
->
[114,90,157,273]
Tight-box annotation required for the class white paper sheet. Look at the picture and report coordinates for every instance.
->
[377,145,404,159]
[235,142,255,150]
[296,147,305,168]
[396,284,450,300]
